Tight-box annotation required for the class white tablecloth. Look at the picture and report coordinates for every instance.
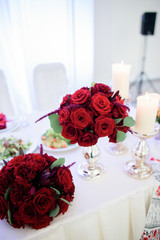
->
[0,111,159,240]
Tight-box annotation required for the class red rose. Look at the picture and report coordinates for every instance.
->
[61,122,78,143]
[14,162,36,187]
[108,125,129,143]
[68,183,75,200]
[56,167,73,192]
[11,211,25,229]
[112,105,128,118]
[19,200,37,223]
[43,153,57,166]
[90,93,112,115]
[60,94,71,107]
[0,196,8,220]
[6,155,24,169]
[31,214,52,229]
[33,187,56,214]
[59,108,70,124]
[117,126,129,133]
[0,172,13,195]
[70,88,91,105]
[78,132,98,147]
[108,128,117,143]
[10,185,30,206]
[112,96,128,118]
[70,108,93,129]
[31,154,49,172]
[58,194,71,215]
[91,83,113,97]
[94,116,115,137]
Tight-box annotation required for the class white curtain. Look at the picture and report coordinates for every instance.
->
[0,0,94,116]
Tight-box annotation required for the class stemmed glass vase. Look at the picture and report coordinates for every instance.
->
[78,144,104,180]
[106,142,128,155]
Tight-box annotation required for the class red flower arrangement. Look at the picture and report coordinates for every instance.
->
[156,106,160,124]
[156,186,160,197]
[0,113,7,129]
[0,148,75,229]
[36,83,135,147]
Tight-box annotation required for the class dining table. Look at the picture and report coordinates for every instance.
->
[0,109,159,240]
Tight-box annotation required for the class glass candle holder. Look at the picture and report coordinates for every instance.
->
[125,126,159,179]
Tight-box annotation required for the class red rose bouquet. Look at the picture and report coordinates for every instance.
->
[0,148,75,229]
[36,83,135,147]
[0,113,7,129]
[156,106,160,124]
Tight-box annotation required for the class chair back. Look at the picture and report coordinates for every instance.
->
[33,63,68,111]
[0,70,14,116]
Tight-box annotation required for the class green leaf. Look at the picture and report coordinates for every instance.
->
[60,198,72,206]
[64,138,71,144]
[50,158,65,170]
[49,114,62,134]
[156,116,160,124]
[114,118,123,124]
[4,187,12,200]
[49,205,60,218]
[7,209,12,225]
[46,128,71,144]
[91,81,96,87]
[123,116,136,127]
[50,187,60,195]
[116,131,126,142]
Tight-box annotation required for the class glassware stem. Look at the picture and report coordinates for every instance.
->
[78,144,104,180]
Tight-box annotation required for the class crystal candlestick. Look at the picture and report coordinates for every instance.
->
[125,126,159,179]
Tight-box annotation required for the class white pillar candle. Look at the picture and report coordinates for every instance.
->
[135,93,160,134]
[112,62,131,99]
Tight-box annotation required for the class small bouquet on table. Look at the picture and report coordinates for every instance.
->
[36,82,135,179]
[155,106,160,140]
[156,106,160,125]
[0,147,75,229]
[0,113,7,129]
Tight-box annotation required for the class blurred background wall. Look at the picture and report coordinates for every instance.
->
[0,0,159,116]
[94,0,160,84]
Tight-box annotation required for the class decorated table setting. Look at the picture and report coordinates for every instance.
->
[0,82,160,240]
[0,112,39,165]
[0,113,20,134]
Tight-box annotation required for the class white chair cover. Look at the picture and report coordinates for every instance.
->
[0,70,14,116]
[33,63,68,111]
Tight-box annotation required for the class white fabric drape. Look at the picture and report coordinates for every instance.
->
[0,0,94,116]
[0,0,30,115]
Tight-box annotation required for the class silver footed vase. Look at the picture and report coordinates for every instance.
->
[78,144,104,180]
